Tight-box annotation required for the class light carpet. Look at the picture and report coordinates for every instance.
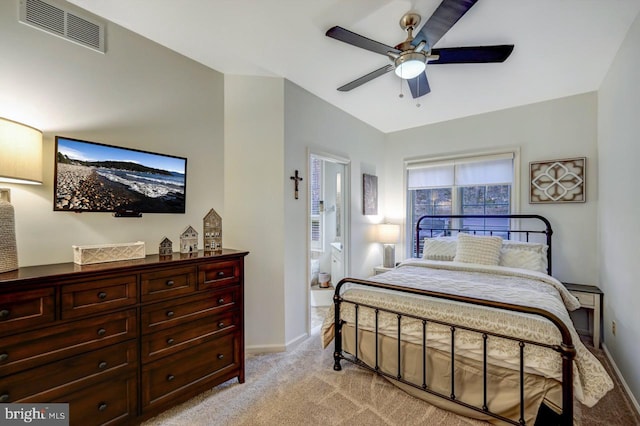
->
[143,330,639,426]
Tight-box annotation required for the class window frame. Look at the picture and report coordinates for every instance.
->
[404,149,520,257]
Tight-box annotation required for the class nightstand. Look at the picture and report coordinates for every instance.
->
[373,266,394,275]
[562,282,603,348]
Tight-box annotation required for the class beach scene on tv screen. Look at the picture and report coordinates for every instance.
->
[55,138,186,213]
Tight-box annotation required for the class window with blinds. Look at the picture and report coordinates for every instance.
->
[310,156,323,251]
[406,152,516,257]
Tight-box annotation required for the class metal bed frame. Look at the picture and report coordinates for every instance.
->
[332,214,575,425]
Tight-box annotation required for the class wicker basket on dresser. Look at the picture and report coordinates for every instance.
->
[0,249,248,426]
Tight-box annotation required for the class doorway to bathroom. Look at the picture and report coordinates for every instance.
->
[308,152,350,331]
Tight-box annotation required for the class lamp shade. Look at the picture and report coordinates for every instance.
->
[378,223,400,244]
[0,117,43,185]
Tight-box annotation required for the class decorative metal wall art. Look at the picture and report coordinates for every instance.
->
[530,157,586,203]
[362,173,378,215]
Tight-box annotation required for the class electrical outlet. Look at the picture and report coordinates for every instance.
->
[612,321,616,336]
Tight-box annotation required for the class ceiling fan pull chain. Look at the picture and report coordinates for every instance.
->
[399,69,404,98]
[416,76,421,108]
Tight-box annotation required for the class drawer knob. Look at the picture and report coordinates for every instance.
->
[166,280,175,287]
[218,322,225,328]
[217,354,224,360]
[98,402,107,412]
[167,374,175,382]
[166,338,175,345]
[98,361,108,369]
[97,328,107,336]
[217,271,225,277]
[217,298,225,305]
[0,309,9,319]
[97,292,107,300]
[0,394,9,403]
[0,353,8,362]
[166,311,175,318]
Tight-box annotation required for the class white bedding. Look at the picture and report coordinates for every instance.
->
[321,259,613,407]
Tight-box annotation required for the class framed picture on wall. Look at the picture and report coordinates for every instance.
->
[362,173,378,215]
[530,157,586,203]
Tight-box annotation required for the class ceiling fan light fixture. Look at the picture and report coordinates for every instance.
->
[394,52,426,79]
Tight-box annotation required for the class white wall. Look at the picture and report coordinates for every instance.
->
[384,93,599,284]
[224,75,286,350]
[223,79,386,351]
[0,0,388,352]
[0,0,224,266]
[284,81,386,344]
[598,11,640,405]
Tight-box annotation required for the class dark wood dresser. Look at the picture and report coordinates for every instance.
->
[0,249,248,425]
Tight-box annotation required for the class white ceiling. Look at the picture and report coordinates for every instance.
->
[66,0,640,134]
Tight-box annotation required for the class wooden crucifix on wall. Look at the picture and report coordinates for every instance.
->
[290,170,303,199]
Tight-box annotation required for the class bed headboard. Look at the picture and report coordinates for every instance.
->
[415,214,553,275]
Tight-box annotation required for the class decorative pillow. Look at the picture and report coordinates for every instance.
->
[422,237,457,261]
[454,233,503,265]
[500,240,548,273]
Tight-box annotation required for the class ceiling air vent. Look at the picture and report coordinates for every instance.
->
[19,0,106,53]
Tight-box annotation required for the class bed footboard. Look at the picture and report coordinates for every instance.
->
[332,278,576,426]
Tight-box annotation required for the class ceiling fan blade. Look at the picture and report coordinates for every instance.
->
[407,72,431,98]
[337,64,395,92]
[326,26,400,56]
[413,0,478,49]
[429,45,514,64]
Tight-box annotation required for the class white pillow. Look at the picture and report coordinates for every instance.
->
[422,237,457,261]
[499,240,548,273]
[454,233,503,265]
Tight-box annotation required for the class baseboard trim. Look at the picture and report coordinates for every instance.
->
[602,343,640,415]
[285,332,309,351]
[246,343,285,354]
[245,332,310,355]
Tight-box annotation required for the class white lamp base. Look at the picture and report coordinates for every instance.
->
[0,188,18,273]
[383,243,396,268]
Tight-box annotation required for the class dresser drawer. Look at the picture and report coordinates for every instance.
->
[571,291,595,308]
[198,260,241,290]
[40,374,138,426]
[142,332,239,410]
[142,310,239,363]
[0,340,136,403]
[141,266,197,302]
[141,287,240,334]
[0,288,55,336]
[0,309,136,376]
[61,275,137,319]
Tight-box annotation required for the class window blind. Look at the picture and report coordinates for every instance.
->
[407,153,514,189]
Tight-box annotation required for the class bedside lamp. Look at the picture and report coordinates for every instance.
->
[0,117,43,185]
[0,117,43,273]
[378,223,400,269]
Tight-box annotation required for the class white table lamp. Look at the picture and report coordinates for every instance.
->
[378,223,400,268]
[0,117,43,273]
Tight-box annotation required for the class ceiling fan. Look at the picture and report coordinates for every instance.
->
[325,0,514,98]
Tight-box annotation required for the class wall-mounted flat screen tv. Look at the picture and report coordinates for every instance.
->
[54,136,187,214]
